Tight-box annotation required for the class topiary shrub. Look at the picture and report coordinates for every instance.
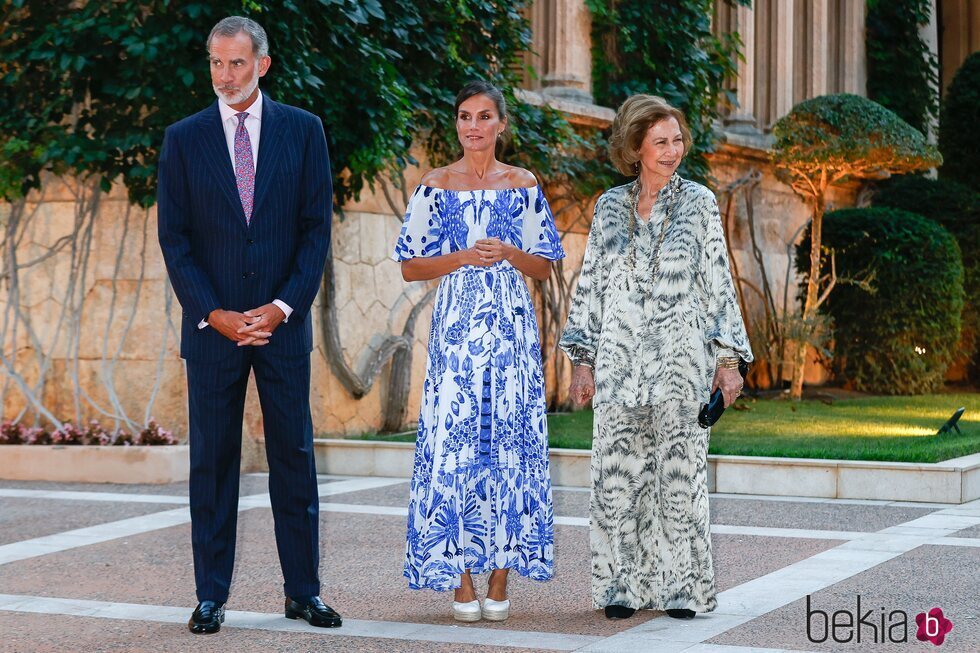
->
[771,93,941,398]
[938,52,980,190]
[873,175,980,378]
[796,207,964,394]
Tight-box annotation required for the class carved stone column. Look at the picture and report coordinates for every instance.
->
[536,0,594,104]
[940,0,980,93]
[921,0,940,144]
[839,0,866,95]
[727,3,760,133]
[807,0,830,98]
[769,0,795,124]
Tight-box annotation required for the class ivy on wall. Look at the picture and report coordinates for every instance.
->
[0,0,603,207]
[586,0,749,185]
[865,0,939,135]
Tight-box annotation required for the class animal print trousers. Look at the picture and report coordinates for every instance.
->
[590,401,717,612]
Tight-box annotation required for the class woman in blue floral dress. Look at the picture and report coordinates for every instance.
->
[393,81,564,622]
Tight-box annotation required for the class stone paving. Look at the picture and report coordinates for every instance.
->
[0,475,977,652]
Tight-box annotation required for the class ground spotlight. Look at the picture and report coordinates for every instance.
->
[937,407,965,436]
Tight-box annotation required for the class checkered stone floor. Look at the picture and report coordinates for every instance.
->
[1,475,977,652]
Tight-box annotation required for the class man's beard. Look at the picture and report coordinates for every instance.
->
[213,69,259,105]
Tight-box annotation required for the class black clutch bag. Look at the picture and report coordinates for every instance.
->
[698,359,748,429]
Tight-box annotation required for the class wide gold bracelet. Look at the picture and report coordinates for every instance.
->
[716,356,741,370]
[566,345,595,369]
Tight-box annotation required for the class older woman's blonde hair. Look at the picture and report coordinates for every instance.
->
[608,95,692,176]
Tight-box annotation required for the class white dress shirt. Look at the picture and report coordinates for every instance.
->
[218,90,263,171]
[199,90,293,329]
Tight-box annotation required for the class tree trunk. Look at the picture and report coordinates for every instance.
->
[380,287,436,433]
[790,193,826,400]
[318,250,410,399]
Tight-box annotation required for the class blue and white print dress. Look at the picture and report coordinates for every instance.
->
[393,184,565,591]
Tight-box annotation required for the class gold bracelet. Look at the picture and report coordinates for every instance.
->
[716,357,741,370]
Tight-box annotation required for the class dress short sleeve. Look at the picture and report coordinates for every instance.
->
[392,185,441,261]
[522,186,566,261]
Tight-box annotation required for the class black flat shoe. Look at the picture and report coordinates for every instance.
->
[604,605,636,619]
[285,596,343,628]
[666,608,697,619]
[188,600,225,634]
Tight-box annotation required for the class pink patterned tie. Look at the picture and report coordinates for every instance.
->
[234,112,254,224]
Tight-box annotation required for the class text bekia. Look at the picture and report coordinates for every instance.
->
[806,596,953,646]
[806,594,908,644]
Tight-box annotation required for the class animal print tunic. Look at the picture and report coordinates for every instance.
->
[559,174,753,404]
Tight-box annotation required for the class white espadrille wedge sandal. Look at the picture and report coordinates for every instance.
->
[452,600,482,622]
[482,598,510,622]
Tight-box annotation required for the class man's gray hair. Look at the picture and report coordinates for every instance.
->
[207,16,269,58]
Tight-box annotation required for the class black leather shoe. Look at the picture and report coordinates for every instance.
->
[604,605,636,619]
[666,608,697,619]
[285,596,343,628]
[188,600,225,634]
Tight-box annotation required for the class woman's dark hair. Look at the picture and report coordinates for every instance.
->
[453,80,508,120]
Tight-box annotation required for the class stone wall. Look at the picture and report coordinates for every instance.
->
[0,144,842,456]
[0,168,592,464]
[6,0,958,474]
[0,177,183,429]
[0,173,437,457]
[940,0,980,92]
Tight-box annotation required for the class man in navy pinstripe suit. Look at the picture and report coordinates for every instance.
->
[157,16,341,634]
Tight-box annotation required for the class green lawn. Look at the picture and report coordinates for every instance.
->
[358,393,980,463]
[548,393,980,463]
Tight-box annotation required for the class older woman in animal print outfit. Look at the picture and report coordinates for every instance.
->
[559,95,752,621]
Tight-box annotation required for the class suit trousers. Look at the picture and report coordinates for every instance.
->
[185,345,320,603]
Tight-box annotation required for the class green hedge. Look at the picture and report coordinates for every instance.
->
[797,208,964,394]
[939,52,980,191]
[874,175,980,235]
[874,175,980,377]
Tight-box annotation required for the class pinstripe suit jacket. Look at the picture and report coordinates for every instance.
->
[157,97,331,361]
